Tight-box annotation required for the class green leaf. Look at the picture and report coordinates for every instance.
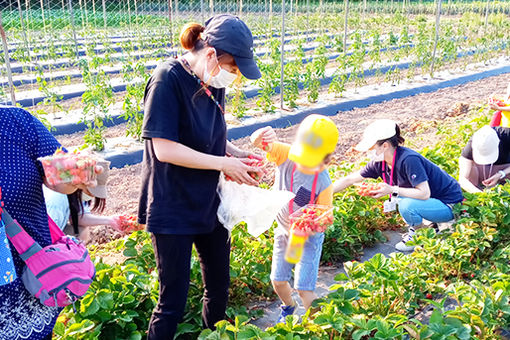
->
[80,294,100,317]
[123,247,138,257]
[334,273,349,281]
[97,290,115,309]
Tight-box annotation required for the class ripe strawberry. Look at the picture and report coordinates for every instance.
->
[426,293,433,299]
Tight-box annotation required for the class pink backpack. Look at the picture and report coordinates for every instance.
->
[3,210,95,307]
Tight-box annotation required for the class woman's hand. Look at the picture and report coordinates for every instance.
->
[221,157,262,186]
[108,216,122,231]
[482,173,502,188]
[371,182,393,199]
[250,126,277,151]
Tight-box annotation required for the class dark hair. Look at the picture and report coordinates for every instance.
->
[67,190,106,235]
[67,190,84,235]
[376,124,405,148]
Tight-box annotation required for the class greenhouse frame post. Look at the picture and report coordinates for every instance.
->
[430,0,442,76]
[67,0,80,59]
[102,0,107,28]
[201,0,205,22]
[280,0,285,110]
[16,0,31,59]
[484,0,490,29]
[343,0,349,55]
[306,0,309,43]
[0,12,16,106]
[168,0,174,55]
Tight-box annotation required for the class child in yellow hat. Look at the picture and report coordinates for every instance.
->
[489,82,510,127]
[250,114,339,324]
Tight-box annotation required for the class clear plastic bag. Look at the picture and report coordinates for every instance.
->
[217,174,295,237]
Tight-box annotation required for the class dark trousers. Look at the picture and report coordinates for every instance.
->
[147,223,231,340]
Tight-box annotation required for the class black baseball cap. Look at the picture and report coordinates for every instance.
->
[204,14,261,80]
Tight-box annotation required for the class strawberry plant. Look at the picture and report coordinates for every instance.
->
[255,38,280,113]
[121,59,150,141]
[303,34,328,103]
[282,38,305,108]
[79,48,115,151]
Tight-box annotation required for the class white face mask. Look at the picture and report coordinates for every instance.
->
[367,147,385,162]
[203,49,237,89]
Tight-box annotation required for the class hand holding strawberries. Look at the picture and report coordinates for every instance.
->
[357,181,382,196]
[370,182,394,199]
[250,126,277,152]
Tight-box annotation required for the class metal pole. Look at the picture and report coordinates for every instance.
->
[306,0,309,43]
[17,0,31,58]
[0,12,16,106]
[201,0,205,22]
[430,0,442,76]
[343,0,349,55]
[280,0,285,110]
[102,0,107,28]
[209,0,213,16]
[168,0,174,54]
[484,0,490,29]
[68,0,80,58]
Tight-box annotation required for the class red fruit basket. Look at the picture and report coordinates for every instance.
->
[39,149,97,186]
[289,204,334,234]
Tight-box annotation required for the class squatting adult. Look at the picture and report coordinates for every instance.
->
[333,119,464,252]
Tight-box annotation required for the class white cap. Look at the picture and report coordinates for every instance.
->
[472,126,500,165]
[355,119,397,152]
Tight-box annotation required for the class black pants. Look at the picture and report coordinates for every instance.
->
[147,222,230,340]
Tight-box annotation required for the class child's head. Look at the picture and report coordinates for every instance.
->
[288,114,339,171]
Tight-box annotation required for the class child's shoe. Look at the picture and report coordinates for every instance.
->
[276,300,297,324]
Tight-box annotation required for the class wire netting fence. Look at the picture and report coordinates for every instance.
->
[0,0,509,148]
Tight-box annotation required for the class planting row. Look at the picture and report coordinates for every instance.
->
[52,104,510,339]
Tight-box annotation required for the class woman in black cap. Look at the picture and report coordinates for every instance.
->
[138,14,262,339]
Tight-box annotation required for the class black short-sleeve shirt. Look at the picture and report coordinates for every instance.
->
[461,126,510,165]
[360,147,463,204]
[138,59,227,234]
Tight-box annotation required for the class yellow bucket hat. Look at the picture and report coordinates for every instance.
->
[288,114,339,168]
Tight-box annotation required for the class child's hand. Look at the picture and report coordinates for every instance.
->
[250,126,277,151]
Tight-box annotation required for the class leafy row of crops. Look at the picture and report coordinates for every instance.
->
[2,7,509,154]
[50,101,510,339]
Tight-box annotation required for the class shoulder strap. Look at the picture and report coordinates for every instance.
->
[2,209,42,261]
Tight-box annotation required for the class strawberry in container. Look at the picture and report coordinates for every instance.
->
[39,149,98,186]
[285,204,334,264]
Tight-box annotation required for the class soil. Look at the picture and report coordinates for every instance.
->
[56,71,510,245]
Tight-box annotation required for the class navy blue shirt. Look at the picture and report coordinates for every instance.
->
[138,59,227,234]
[360,147,463,204]
[0,106,61,339]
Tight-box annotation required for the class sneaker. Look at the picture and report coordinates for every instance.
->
[276,300,297,324]
[395,227,416,252]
